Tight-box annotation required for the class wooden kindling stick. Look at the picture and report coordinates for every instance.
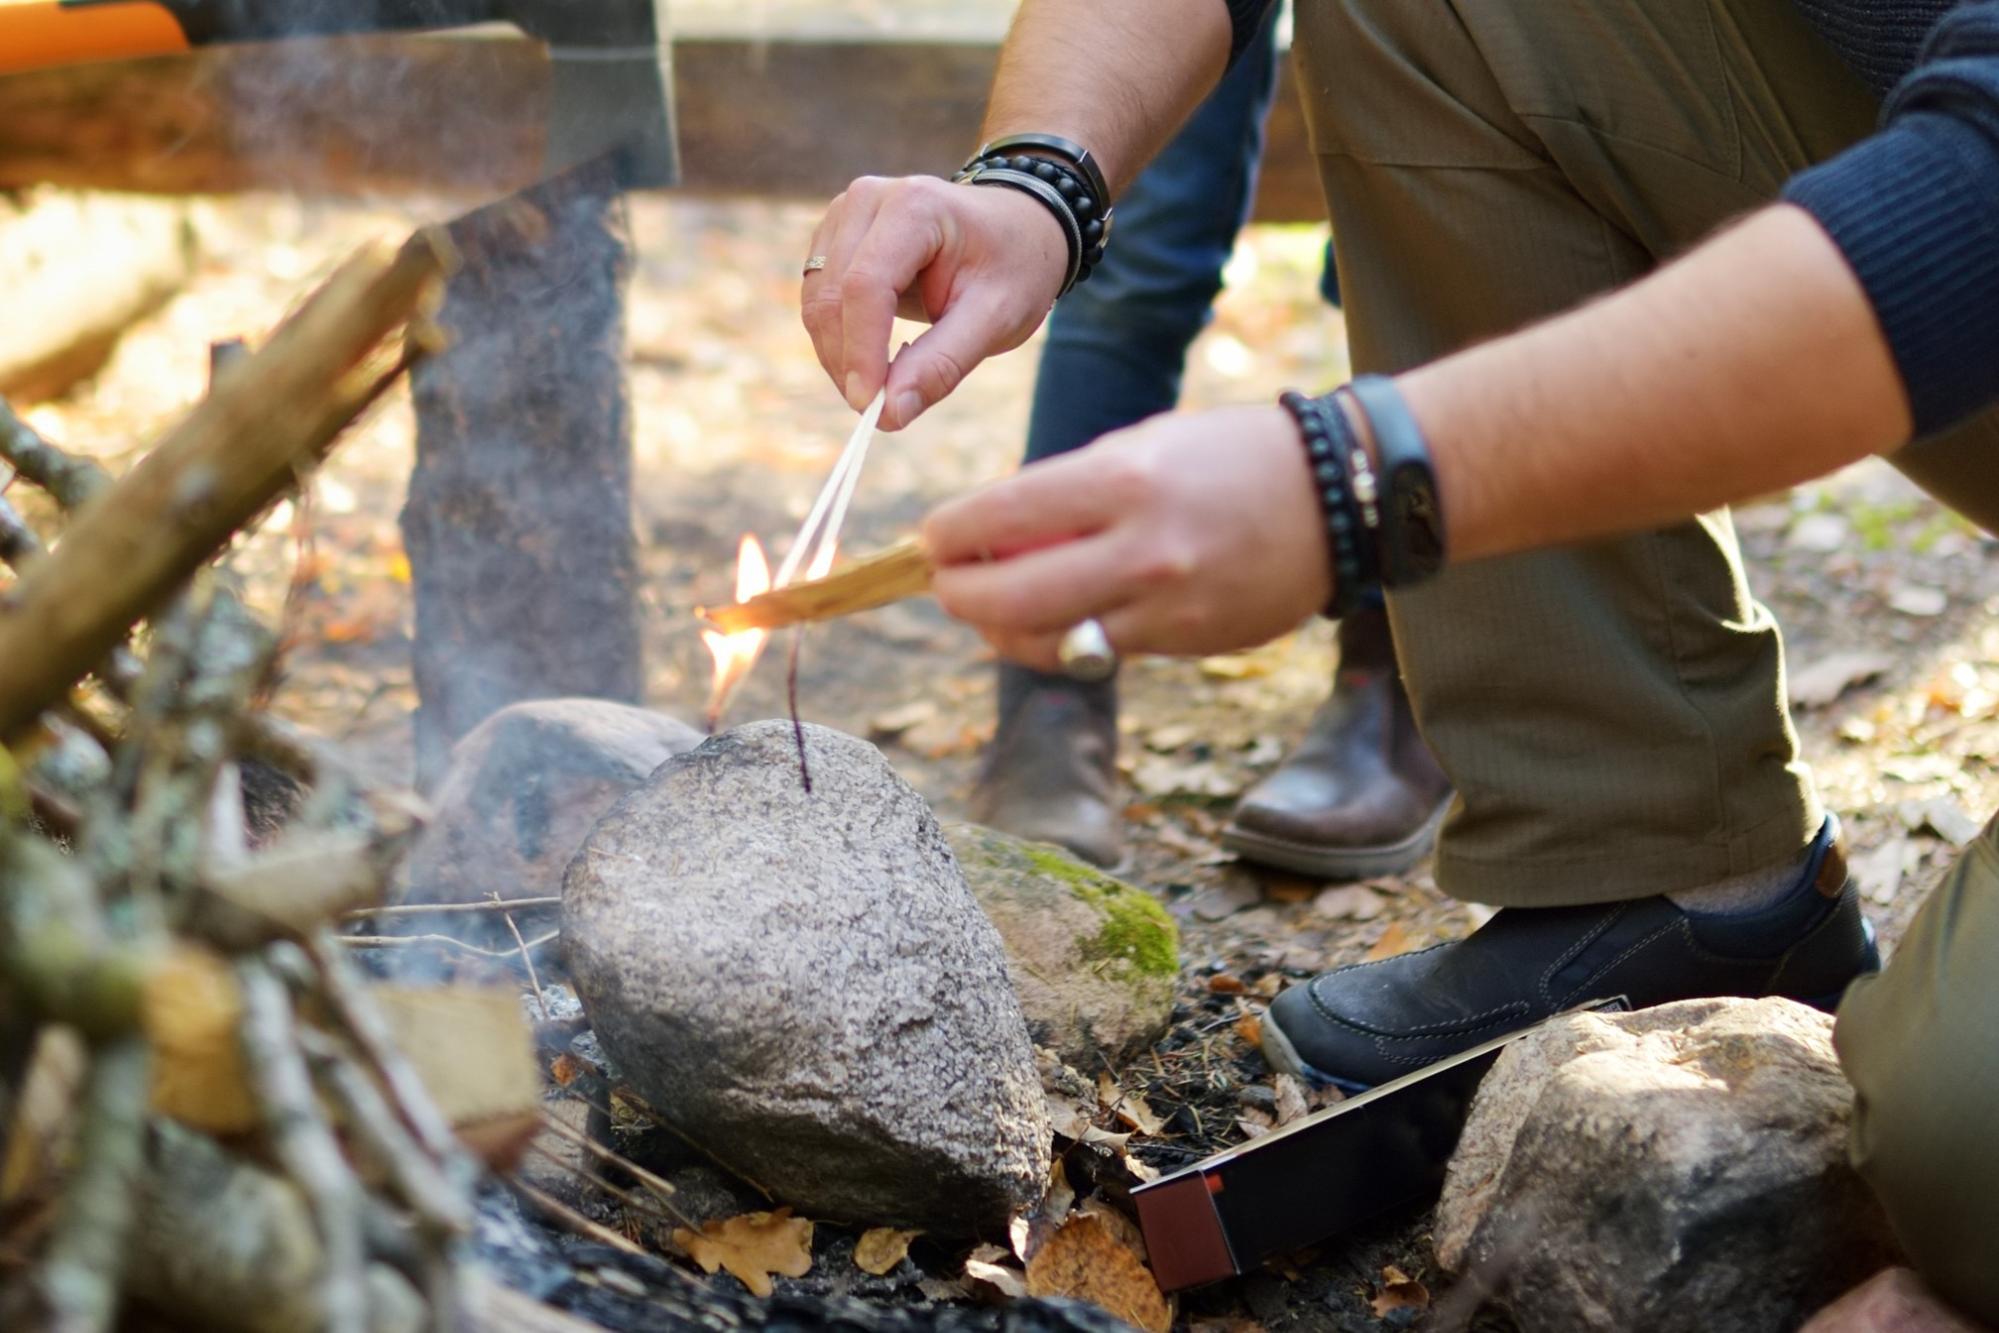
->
[698,536,933,635]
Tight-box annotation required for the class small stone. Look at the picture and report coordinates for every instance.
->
[1787,513,1851,553]
[1888,584,1948,618]
[404,699,701,904]
[1437,998,1900,1332]
[946,822,1179,1067]
[564,721,1047,1234]
[1913,796,1984,847]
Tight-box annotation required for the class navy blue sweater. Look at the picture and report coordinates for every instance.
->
[1223,0,1999,438]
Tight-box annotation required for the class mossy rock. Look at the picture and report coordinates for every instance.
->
[944,821,1180,1066]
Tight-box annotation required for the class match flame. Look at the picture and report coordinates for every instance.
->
[703,534,772,728]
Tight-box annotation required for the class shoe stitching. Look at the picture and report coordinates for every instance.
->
[1538,906,1625,1008]
[1562,918,1682,1004]
[1299,978,1534,1042]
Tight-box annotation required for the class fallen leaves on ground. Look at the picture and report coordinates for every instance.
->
[1851,835,1917,906]
[1025,1213,1172,1333]
[852,1227,919,1276]
[1788,651,1897,708]
[673,1207,814,1297]
[1235,1012,1264,1049]
[1098,1073,1168,1137]
[1272,1074,1311,1128]
[1370,1265,1431,1320]
[964,1242,1029,1300]
[1313,884,1387,921]
[1363,921,1418,961]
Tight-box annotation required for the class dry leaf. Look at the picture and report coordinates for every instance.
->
[853,1227,919,1277]
[1145,723,1198,752]
[1081,1125,1133,1151]
[1235,1012,1264,1049]
[1236,1112,1274,1140]
[1131,756,1237,800]
[145,946,258,1135]
[1272,1074,1311,1128]
[1206,973,1247,995]
[1788,651,1896,708]
[964,1242,1030,1300]
[1371,1265,1431,1319]
[1044,1157,1076,1226]
[869,700,938,739]
[1199,654,1271,681]
[1098,1074,1168,1137]
[1046,1092,1094,1141]
[1912,796,1984,847]
[673,1207,814,1297]
[1025,1214,1172,1333]
[1314,884,1386,922]
[1364,922,1417,961]
[1852,836,1917,906]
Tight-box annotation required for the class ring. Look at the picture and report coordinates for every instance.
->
[1057,618,1118,682]
[803,255,829,275]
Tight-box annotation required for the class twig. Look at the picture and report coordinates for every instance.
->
[537,1108,696,1229]
[504,911,549,1018]
[786,629,811,796]
[299,1027,472,1239]
[30,1037,148,1333]
[343,896,561,921]
[307,935,465,1163]
[699,538,932,635]
[507,1177,648,1258]
[0,398,112,510]
[340,930,558,961]
[237,960,368,1333]
[0,490,44,569]
[522,1140,698,1234]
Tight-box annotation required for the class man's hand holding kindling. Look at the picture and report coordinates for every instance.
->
[801,177,1068,432]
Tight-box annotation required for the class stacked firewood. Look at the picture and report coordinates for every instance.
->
[0,233,509,1333]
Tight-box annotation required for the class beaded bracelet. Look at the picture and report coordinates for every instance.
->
[953,143,1114,294]
[1278,390,1380,616]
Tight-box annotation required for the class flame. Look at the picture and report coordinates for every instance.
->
[703,534,772,728]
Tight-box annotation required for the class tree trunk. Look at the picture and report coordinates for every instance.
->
[402,161,644,791]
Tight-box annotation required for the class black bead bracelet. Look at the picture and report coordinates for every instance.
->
[1279,390,1381,617]
[953,134,1116,296]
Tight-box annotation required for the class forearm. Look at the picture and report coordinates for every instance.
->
[982,0,1230,193]
[1400,204,1915,564]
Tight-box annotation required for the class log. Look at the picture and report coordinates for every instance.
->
[401,160,644,789]
[0,191,196,403]
[0,233,446,742]
[0,36,1330,223]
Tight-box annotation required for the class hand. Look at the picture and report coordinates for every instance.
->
[921,405,1335,669]
[801,176,1068,431]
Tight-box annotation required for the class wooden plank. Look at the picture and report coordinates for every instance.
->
[0,35,1327,222]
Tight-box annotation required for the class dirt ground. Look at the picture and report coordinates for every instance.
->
[22,192,1998,1329]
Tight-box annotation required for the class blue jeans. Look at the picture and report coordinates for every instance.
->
[1024,9,1340,465]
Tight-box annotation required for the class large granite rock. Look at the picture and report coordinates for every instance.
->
[1437,998,1901,1333]
[562,720,1049,1234]
[944,822,1177,1066]
[405,699,701,903]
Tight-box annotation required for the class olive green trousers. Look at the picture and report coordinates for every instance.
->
[1288,0,1999,1316]
[1292,0,1997,906]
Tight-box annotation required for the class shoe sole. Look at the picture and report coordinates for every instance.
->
[1221,797,1451,881]
[1260,1012,1376,1095]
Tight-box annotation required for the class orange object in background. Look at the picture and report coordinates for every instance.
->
[0,0,190,77]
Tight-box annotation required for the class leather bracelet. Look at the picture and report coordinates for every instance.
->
[1279,390,1378,616]
[1345,375,1447,588]
[975,132,1112,218]
[954,150,1110,290]
[954,165,1083,295]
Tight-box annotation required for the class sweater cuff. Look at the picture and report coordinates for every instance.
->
[1784,114,1999,437]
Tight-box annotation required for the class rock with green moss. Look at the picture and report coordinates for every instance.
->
[944,821,1179,1066]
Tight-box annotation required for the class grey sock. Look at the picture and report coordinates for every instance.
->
[1667,846,1815,916]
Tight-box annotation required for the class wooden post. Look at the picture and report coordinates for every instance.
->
[401,160,644,790]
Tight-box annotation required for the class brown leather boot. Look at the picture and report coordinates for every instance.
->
[1223,606,1451,879]
[971,664,1123,869]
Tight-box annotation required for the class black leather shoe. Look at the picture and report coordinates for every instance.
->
[1224,607,1451,879]
[971,664,1123,869]
[1263,817,1878,1091]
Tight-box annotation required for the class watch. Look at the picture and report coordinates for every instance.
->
[1344,375,1447,588]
